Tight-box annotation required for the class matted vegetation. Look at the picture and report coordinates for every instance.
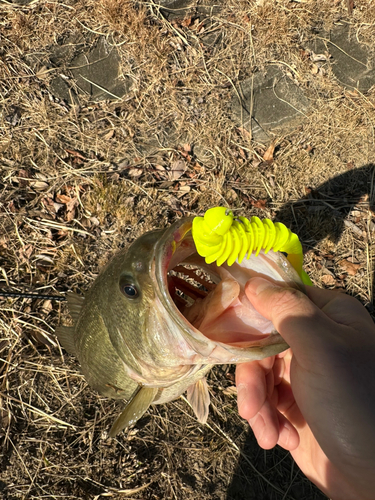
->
[0,0,374,498]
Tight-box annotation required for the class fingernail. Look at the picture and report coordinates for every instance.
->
[282,421,292,448]
[237,383,248,412]
[249,413,265,441]
[249,278,277,297]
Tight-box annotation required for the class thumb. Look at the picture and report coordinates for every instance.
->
[245,277,332,359]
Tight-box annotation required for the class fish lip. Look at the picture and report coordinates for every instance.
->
[152,217,290,360]
[153,217,225,353]
[153,217,199,338]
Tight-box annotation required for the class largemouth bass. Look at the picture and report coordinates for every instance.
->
[56,216,304,436]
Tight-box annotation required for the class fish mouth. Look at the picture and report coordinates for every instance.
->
[154,218,289,352]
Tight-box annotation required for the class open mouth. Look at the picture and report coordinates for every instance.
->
[154,219,284,349]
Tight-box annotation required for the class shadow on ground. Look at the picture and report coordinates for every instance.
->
[276,163,375,249]
[227,431,327,500]
[227,164,375,500]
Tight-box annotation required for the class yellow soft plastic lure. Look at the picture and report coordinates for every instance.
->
[192,207,312,285]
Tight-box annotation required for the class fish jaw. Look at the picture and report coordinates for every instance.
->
[151,218,305,365]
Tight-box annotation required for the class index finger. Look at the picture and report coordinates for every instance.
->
[244,277,336,361]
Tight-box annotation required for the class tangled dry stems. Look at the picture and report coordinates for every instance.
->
[0,0,374,498]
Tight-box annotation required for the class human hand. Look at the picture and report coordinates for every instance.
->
[236,278,375,500]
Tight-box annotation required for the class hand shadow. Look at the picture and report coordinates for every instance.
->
[226,163,375,500]
[275,162,375,254]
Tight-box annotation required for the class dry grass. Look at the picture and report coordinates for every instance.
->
[1,0,375,498]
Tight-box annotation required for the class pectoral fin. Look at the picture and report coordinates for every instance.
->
[55,292,85,356]
[55,325,76,356]
[66,292,85,322]
[109,386,158,438]
[186,377,210,424]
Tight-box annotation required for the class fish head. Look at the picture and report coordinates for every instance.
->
[70,228,171,395]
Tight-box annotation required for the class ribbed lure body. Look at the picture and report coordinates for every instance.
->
[192,207,312,285]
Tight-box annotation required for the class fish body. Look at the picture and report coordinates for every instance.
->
[56,217,304,436]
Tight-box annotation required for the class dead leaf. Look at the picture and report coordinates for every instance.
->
[262,142,276,163]
[19,244,34,263]
[346,89,360,99]
[169,160,187,180]
[81,217,91,228]
[57,229,68,239]
[104,129,115,140]
[35,65,51,80]
[64,209,75,223]
[347,0,354,14]
[318,67,326,76]
[66,198,78,212]
[55,194,72,204]
[66,197,78,222]
[18,169,30,187]
[177,185,190,198]
[30,180,49,191]
[251,199,267,209]
[310,52,329,63]
[227,188,238,202]
[238,147,246,160]
[90,216,100,226]
[128,168,143,178]
[42,196,55,207]
[53,202,64,213]
[339,259,360,276]
[300,48,310,59]
[181,16,192,27]
[35,254,54,267]
[237,127,252,141]
[321,274,336,286]
[31,330,56,348]
[179,144,192,161]
[66,149,86,160]
[222,386,237,396]
[40,299,53,314]
[193,163,205,173]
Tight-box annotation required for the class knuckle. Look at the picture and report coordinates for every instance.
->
[272,286,303,309]
[270,286,311,320]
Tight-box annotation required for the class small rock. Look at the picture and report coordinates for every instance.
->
[305,23,375,93]
[231,66,310,143]
[49,37,132,103]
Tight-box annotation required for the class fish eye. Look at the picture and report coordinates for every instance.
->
[120,282,139,299]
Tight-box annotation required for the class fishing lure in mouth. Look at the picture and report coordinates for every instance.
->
[192,207,312,285]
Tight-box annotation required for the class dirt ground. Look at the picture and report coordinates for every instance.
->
[1,0,375,498]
